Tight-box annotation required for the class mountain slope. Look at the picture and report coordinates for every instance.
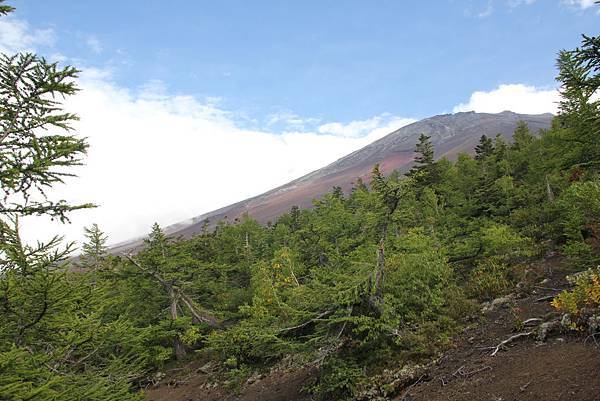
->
[111,110,552,251]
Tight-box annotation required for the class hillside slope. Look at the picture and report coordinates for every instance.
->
[111,110,552,252]
[145,256,600,401]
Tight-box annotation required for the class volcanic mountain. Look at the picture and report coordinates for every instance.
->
[111,110,553,252]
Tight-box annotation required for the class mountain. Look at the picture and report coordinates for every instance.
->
[110,110,553,252]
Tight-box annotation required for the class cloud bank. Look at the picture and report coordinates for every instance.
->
[21,69,415,246]
[453,84,560,114]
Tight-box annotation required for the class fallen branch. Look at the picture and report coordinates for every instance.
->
[398,374,426,401]
[584,333,600,347]
[491,332,533,356]
[452,365,491,378]
[535,295,557,303]
[463,365,491,377]
[520,380,532,392]
[523,318,543,326]
[534,285,564,292]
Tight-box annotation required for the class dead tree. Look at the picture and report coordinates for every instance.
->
[370,164,403,310]
[124,254,219,359]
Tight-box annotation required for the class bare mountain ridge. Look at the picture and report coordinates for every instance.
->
[110,110,552,252]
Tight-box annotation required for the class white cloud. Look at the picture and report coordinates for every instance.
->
[453,84,560,114]
[562,0,597,9]
[508,0,536,7]
[0,16,55,54]
[477,2,494,18]
[19,69,414,247]
[318,115,415,138]
[266,111,319,130]
[85,35,103,54]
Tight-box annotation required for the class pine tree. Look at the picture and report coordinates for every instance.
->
[556,34,600,169]
[407,133,439,188]
[511,121,534,151]
[475,135,494,160]
[80,223,108,269]
[0,4,145,399]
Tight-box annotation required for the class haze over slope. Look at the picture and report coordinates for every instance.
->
[113,110,553,250]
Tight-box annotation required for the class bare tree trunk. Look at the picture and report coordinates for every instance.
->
[546,175,555,202]
[169,287,186,360]
[374,237,385,301]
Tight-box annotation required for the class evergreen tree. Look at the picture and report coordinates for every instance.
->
[0,3,148,399]
[80,223,108,269]
[475,134,494,160]
[407,133,438,187]
[556,34,600,170]
[511,121,535,151]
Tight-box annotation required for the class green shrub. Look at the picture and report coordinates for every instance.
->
[206,322,292,366]
[312,357,364,401]
[467,258,512,300]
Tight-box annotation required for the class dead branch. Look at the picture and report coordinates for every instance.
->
[398,374,426,401]
[535,294,557,302]
[179,292,219,328]
[523,318,543,326]
[584,332,600,347]
[124,253,220,329]
[490,332,533,356]
[452,365,465,377]
[534,285,564,292]
[520,380,532,392]
[278,310,333,337]
[462,365,491,377]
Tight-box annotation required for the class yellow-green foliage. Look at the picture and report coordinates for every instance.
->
[467,259,512,301]
[551,268,600,316]
[481,224,532,260]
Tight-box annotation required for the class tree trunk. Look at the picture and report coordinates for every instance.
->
[169,287,186,360]
[374,237,385,301]
[546,175,555,202]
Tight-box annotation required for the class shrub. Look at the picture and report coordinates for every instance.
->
[551,268,600,318]
[206,322,292,367]
[312,357,364,401]
[466,258,512,301]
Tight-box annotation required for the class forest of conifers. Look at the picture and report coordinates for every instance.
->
[0,1,599,399]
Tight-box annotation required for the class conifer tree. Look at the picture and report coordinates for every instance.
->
[0,4,144,399]
[80,223,108,269]
[556,34,600,169]
[407,133,438,187]
[475,134,494,160]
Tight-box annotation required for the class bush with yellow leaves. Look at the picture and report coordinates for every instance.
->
[551,268,600,331]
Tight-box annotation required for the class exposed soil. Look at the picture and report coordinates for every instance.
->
[146,256,600,401]
[398,256,600,401]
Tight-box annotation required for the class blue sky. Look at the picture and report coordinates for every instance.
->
[1,0,598,245]
[14,0,599,126]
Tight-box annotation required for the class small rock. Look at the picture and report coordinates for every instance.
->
[197,361,215,374]
[587,315,600,333]
[537,320,560,341]
[560,313,572,329]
